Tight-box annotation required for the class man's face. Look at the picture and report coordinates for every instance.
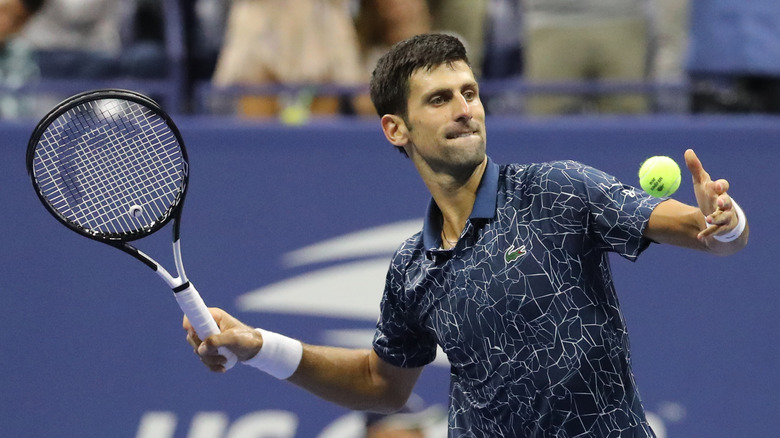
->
[402,60,486,175]
[0,0,31,42]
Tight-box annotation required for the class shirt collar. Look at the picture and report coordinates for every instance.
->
[422,157,499,252]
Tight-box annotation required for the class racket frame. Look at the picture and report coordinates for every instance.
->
[26,89,237,369]
[26,88,188,245]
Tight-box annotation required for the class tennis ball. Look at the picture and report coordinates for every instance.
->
[638,156,681,197]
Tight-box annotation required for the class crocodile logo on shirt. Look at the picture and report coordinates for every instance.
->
[505,244,527,263]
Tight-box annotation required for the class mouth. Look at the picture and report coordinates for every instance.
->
[445,129,479,140]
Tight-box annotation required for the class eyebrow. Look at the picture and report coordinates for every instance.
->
[422,80,479,99]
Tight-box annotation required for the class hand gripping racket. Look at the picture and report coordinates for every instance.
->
[27,89,237,369]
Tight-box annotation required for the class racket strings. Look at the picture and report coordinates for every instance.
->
[69,120,177,216]
[66,101,182,230]
[69,125,175,229]
[32,99,186,237]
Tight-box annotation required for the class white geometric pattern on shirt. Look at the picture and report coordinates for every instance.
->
[374,161,662,437]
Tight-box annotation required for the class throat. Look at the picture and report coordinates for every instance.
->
[440,222,462,249]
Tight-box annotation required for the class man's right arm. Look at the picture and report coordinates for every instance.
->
[289,344,424,413]
[185,307,423,414]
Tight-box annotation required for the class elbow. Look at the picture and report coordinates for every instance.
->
[383,391,414,413]
[365,392,412,415]
[348,378,413,413]
[360,350,422,413]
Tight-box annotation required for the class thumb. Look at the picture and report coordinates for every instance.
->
[207,307,239,332]
[684,148,709,185]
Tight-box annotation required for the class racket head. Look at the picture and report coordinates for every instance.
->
[27,89,189,243]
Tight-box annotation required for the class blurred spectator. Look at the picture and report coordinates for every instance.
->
[353,0,492,115]
[427,0,489,78]
[522,0,652,115]
[686,0,780,114]
[480,0,524,115]
[19,0,169,80]
[355,0,431,76]
[0,0,45,118]
[18,0,126,78]
[353,0,431,116]
[181,0,228,87]
[481,0,523,80]
[0,0,42,39]
[120,0,168,79]
[648,0,690,113]
[212,0,364,119]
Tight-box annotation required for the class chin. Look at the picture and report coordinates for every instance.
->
[451,145,486,169]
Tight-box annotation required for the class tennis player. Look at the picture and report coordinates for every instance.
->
[185,34,749,437]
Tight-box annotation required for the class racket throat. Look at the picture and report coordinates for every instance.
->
[173,239,188,282]
[172,282,191,293]
[122,243,188,289]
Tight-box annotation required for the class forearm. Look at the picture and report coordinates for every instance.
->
[646,200,708,250]
[286,345,418,413]
[188,309,422,413]
[646,199,748,255]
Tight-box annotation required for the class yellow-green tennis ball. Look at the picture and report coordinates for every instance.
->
[638,156,681,197]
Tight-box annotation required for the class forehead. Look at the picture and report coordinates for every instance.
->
[408,60,476,96]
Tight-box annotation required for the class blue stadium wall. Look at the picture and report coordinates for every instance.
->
[2,115,778,437]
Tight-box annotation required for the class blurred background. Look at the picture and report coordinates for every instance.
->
[1,1,778,437]
[1,0,778,121]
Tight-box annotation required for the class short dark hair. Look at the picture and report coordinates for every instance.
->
[369,33,470,118]
[21,0,46,14]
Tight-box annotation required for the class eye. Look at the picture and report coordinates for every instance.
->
[463,89,477,101]
[429,95,445,106]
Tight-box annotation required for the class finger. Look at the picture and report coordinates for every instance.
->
[207,364,226,373]
[186,331,202,350]
[707,209,730,226]
[713,178,730,196]
[712,194,740,226]
[206,307,241,332]
[198,337,220,356]
[196,337,230,373]
[200,354,227,373]
[182,314,193,332]
[697,225,720,240]
[716,192,733,210]
[700,195,739,240]
[684,149,709,184]
[701,180,730,210]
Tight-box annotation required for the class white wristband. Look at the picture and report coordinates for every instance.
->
[706,199,746,243]
[243,328,303,379]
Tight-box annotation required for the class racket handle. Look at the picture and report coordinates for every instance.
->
[174,283,238,370]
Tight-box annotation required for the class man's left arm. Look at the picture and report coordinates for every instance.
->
[644,149,748,256]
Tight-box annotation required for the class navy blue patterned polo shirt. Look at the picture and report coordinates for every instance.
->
[373,158,664,437]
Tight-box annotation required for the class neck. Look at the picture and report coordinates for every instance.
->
[441,228,460,249]
[429,157,488,248]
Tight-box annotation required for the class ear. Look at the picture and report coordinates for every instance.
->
[380,114,410,149]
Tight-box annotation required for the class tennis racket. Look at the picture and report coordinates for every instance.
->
[27,89,237,369]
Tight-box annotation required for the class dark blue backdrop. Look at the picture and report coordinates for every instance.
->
[2,115,778,437]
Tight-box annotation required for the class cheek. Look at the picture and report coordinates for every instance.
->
[471,101,486,118]
[408,116,441,138]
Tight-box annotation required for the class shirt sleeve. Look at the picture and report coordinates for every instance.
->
[577,162,665,260]
[537,161,665,261]
[372,245,438,368]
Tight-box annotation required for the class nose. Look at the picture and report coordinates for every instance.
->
[453,93,473,121]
